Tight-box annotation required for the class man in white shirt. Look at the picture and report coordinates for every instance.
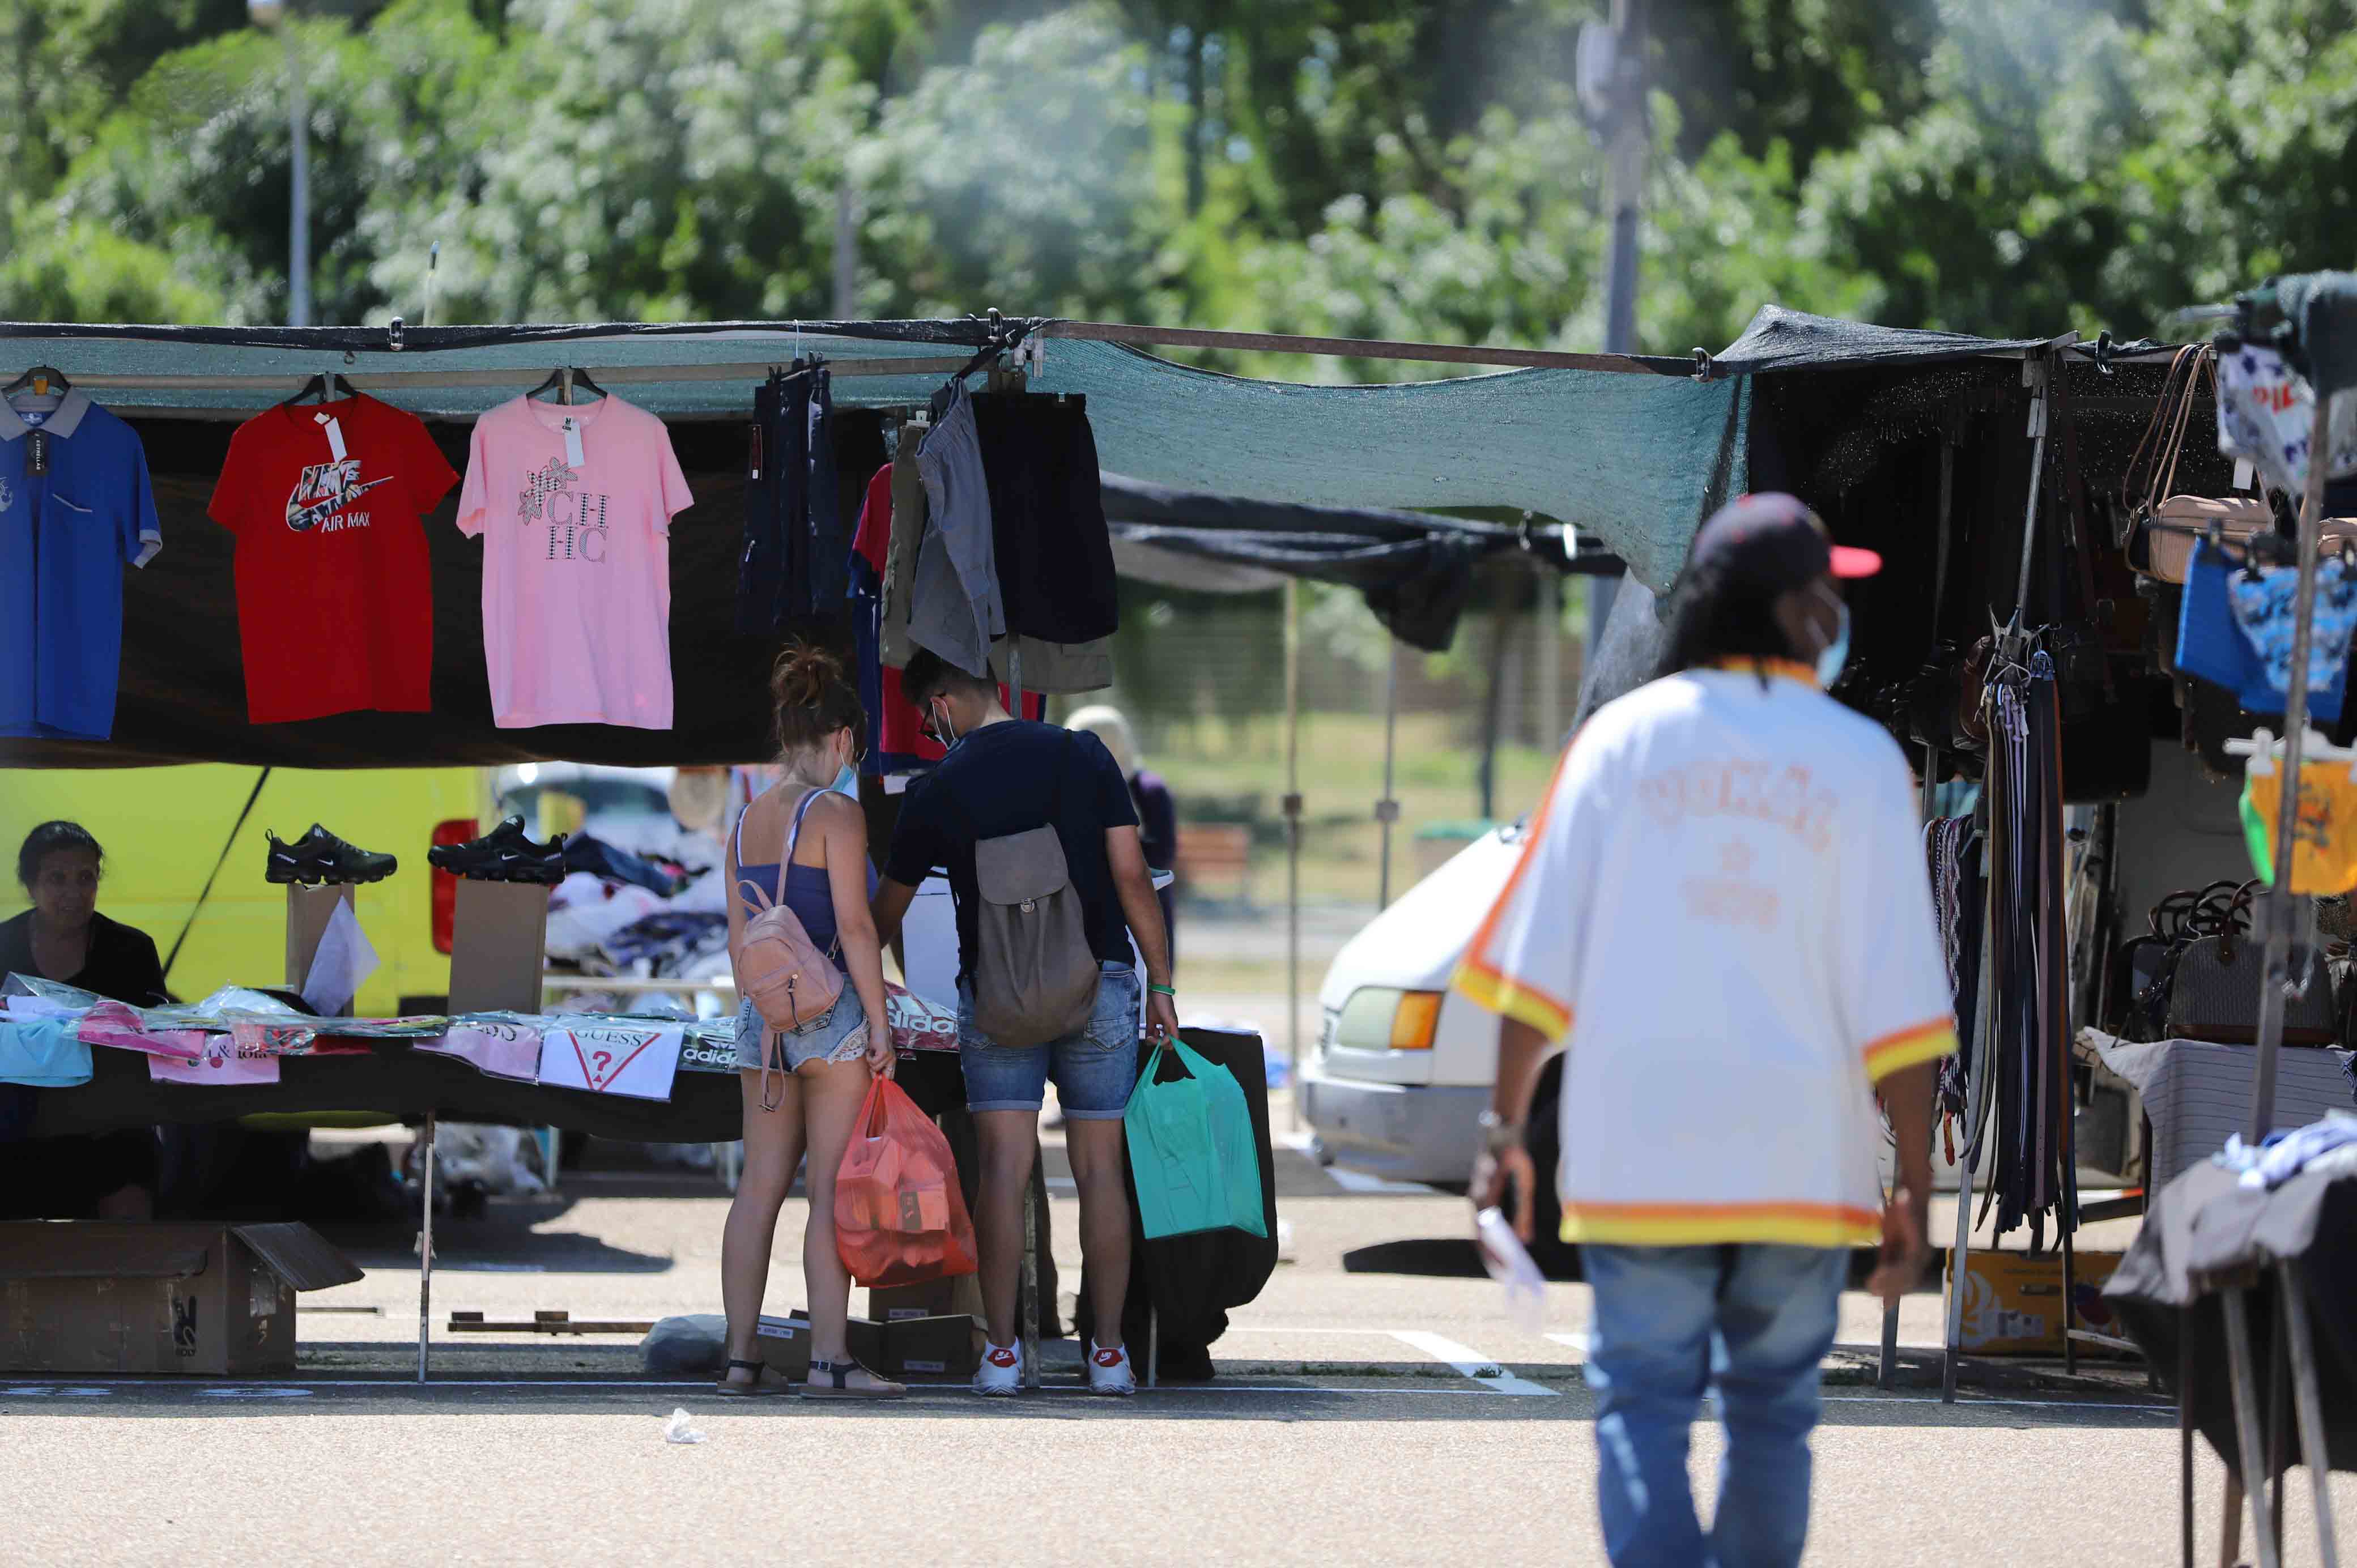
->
[1461,493,1950,1568]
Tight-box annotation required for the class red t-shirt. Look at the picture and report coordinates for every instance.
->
[208,395,460,723]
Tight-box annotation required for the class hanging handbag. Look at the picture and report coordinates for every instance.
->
[2122,346,2274,584]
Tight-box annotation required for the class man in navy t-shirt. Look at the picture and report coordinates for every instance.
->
[874,649,1177,1397]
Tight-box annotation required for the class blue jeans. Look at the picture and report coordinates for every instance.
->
[1583,1244,1846,1568]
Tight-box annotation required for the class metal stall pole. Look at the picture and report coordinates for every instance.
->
[2280,1261,2343,1568]
[1022,1182,1040,1392]
[1284,581,1304,1127]
[416,1111,437,1383]
[2249,390,2334,1144]
[2212,388,2335,1545]
[1376,636,1401,909]
[1887,742,1943,1391]
[1945,786,1998,1403]
[2222,1285,2284,1568]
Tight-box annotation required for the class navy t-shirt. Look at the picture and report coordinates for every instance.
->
[885,720,1141,980]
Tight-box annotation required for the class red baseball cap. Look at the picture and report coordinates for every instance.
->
[1688,493,1882,587]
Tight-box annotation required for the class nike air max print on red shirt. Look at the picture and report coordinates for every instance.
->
[208,394,459,724]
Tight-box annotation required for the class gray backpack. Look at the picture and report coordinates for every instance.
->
[971,735,1100,1048]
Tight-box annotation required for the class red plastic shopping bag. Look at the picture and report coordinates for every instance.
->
[834,1076,978,1287]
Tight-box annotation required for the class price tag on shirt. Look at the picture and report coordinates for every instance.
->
[313,411,347,463]
[25,429,44,475]
[561,416,586,469]
[2235,457,2256,491]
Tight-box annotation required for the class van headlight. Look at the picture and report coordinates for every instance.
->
[1334,987,1443,1051]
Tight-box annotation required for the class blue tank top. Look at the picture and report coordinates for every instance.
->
[734,790,870,973]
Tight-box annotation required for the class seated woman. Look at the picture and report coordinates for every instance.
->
[0,821,168,1219]
[716,647,904,1397]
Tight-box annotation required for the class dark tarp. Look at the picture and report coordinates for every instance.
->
[1103,474,1530,653]
[1575,578,1667,727]
[1711,305,2056,378]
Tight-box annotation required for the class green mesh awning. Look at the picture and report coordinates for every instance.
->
[0,317,1747,593]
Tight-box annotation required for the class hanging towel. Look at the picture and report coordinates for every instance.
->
[2227,555,2357,710]
[2177,540,2350,723]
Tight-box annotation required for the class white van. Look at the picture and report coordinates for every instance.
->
[1299,824,1524,1188]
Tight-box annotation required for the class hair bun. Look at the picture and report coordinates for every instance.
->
[771,644,845,708]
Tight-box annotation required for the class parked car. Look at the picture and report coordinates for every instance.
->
[1300,824,1525,1190]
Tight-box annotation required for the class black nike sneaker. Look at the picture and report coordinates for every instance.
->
[265,824,399,886]
[427,815,568,886]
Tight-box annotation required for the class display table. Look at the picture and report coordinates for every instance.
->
[2108,1157,2357,1565]
[2078,1032,2355,1184]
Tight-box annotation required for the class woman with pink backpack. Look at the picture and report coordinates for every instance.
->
[716,645,903,1398]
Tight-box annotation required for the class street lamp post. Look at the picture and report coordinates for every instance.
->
[248,0,310,327]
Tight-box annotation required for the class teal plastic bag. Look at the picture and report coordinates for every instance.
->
[1124,1037,1268,1241]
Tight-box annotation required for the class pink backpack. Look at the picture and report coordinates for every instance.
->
[730,790,845,1107]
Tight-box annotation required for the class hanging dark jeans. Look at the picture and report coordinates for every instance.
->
[738,363,843,636]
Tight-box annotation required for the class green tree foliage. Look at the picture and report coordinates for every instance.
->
[0,0,2351,348]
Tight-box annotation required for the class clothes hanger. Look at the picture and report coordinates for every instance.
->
[276,370,355,408]
[2,365,68,400]
[527,365,607,406]
[2227,726,2357,774]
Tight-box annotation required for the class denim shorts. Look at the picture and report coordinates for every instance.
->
[733,983,866,1073]
[958,962,1140,1119]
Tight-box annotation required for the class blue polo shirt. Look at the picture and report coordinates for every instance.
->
[0,389,161,741]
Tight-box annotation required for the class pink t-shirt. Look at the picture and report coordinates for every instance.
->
[457,394,694,728]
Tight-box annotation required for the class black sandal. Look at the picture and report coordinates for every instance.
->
[803,1357,905,1399]
[713,1358,793,1397]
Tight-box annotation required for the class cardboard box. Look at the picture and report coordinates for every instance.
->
[881,1314,982,1379]
[447,880,552,1015]
[869,1277,961,1323]
[845,1315,886,1369]
[284,883,356,1000]
[754,1313,812,1380]
[1948,1250,2125,1356]
[0,1221,363,1375]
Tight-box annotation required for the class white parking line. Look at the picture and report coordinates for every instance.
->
[1387,1331,1559,1396]
[1325,1168,1439,1196]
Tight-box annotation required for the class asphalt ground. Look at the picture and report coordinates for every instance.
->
[4,1139,2350,1565]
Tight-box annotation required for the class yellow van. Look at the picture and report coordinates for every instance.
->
[0,766,487,1015]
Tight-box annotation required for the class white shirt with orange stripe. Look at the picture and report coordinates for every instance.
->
[1453,660,1956,1249]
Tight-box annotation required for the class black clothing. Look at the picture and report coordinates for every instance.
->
[0,909,166,1215]
[0,910,169,1007]
[970,392,1117,645]
[738,362,844,635]
[884,721,1140,981]
[1134,767,1178,965]
[2108,1159,2357,1478]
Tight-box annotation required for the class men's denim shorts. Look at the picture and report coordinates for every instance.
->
[958,962,1140,1119]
